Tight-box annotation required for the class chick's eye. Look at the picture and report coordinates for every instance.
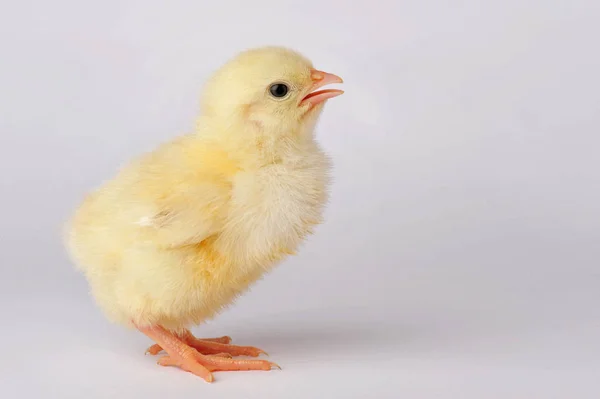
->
[269,83,289,98]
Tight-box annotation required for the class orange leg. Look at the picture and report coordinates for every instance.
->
[138,326,279,382]
[146,329,267,357]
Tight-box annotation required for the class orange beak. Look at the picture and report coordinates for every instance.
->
[300,69,344,107]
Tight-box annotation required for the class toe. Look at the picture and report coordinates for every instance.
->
[157,355,214,382]
[211,352,234,358]
[146,344,163,355]
[201,336,232,344]
[201,355,279,372]
[157,355,178,367]
[191,340,268,357]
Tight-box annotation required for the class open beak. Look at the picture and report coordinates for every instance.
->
[300,69,344,107]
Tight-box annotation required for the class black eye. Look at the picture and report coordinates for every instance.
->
[269,83,289,98]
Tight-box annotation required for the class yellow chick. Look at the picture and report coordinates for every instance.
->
[64,46,343,382]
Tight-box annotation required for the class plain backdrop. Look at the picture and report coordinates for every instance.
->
[1,1,599,398]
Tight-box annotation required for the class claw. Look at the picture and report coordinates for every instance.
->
[258,349,269,357]
[270,362,281,370]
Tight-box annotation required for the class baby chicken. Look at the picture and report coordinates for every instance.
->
[64,46,343,382]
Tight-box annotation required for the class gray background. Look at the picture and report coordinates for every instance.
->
[1,0,599,398]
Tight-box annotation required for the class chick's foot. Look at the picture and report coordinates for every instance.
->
[139,326,278,382]
[146,329,267,357]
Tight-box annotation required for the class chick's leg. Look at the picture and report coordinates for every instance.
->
[138,325,278,382]
[139,325,213,382]
[146,329,266,357]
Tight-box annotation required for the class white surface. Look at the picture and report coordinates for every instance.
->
[1,0,599,398]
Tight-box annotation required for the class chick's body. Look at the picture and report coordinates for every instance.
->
[65,46,343,382]
[67,129,330,331]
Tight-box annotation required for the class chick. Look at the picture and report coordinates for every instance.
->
[64,46,343,382]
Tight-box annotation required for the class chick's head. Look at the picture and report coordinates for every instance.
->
[200,46,343,136]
